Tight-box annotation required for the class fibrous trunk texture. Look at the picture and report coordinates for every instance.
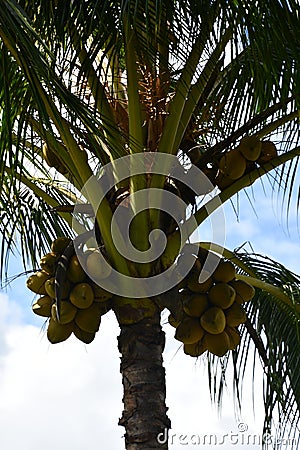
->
[118,313,171,449]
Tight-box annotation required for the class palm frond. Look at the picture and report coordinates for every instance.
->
[207,249,300,449]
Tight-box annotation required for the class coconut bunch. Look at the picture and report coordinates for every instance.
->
[215,137,278,190]
[169,252,255,357]
[27,237,113,344]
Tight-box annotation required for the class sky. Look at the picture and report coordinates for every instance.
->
[0,177,300,450]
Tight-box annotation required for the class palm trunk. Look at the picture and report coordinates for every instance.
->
[117,312,171,449]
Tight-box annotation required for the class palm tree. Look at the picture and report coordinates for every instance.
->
[0,0,299,448]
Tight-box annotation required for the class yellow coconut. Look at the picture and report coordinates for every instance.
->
[51,301,77,324]
[73,323,96,344]
[26,270,51,295]
[67,254,86,283]
[75,302,102,333]
[45,277,71,300]
[225,326,241,350]
[219,149,247,179]
[32,296,53,317]
[203,331,230,356]
[225,302,247,327]
[200,306,226,334]
[183,293,209,317]
[168,313,181,328]
[183,339,208,357]
[39,252,60,276]
[69,283,94,309]
[215,171,235,190]
[257,140,278,164]
[85,250,112,280]
[213,260,236,283]
[229,279,255,304]
[175,317,205,344]
[187,270,213,293]
[237,136,262,161]
[208,282,236,309]
[51,237,71,254]
[47,318,73,344]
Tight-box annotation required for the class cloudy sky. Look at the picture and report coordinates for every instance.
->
[0,177,299,450]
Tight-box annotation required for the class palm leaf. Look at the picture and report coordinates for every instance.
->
[206,249,300,448]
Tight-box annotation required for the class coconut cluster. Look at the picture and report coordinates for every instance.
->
[27,237,113,344]
[169,251,255,357]
[215,137,277,190]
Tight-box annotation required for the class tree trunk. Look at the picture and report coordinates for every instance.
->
[118,312,171,449]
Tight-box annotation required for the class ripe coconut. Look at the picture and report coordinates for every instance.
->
[26,270,50,295]
[51,301,77,324]
[257,140,278,164]
[47,318,73,344]
[225,302,247,326]
[67,254,86,283]
[69,282,94,309]
[51,237,71,254]
[213,260,236,283]
[203,331,230,357]
[237,136,262,161]
[45,277,71,300]
[75,302,102,333]
[200,306,226,334]
[85,249,112,280]
[168,313,181,328]
[187,270,213,293]
[183,339,207,357]
[208,282,236,309]
[73,323,96,344]
[183,293,209,317]
[39,252,60,276]
[219,149,247,179]
[229,279,255,304]
[175,317,205,344]
[32,296,53,317]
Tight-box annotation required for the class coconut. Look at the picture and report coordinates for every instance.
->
[200,306,226,334]
[32,296,53,317]
[47,318,73,344]
[183,339,207,357]
[175,317,205,344]
[73,323,96,344]
[51,300,77,324]
[213,260,236,283]
[229,279,255,304]
[67,254,86,283]
[208,282,236,309]
[26,270,51,295]
[219,149,247,179]
[75,302,102,333]
[225,302,247,326]
[237,136,262,161]
[203,331,230,356]
[183,293,209,317]
[51,237,71,254]
[69,283,94,309]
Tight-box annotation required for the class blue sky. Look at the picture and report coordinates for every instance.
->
[0,173,299,450]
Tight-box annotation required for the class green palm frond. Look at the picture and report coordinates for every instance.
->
[207,249,300,448]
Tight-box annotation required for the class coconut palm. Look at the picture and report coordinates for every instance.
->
[0,0,299,448]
